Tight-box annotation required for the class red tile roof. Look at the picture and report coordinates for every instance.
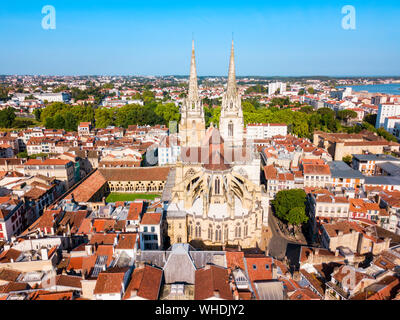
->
[194,265,233,300]
[141,213,161,225]
[123,265,162,300]
[93,272,125,295]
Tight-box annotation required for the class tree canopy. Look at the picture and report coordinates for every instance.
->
[0,107,16,128]
[272,189,308,226]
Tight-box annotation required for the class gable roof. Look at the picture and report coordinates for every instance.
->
[194,265,233,300]
[123,265,163,300]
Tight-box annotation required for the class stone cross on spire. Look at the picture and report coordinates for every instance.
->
[226,39,237,97]
[188,39,199,102]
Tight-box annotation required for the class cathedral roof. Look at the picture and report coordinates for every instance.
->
[202,127,231,171]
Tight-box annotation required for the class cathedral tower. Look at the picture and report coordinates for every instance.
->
[219,40,244,147]
[179,40,206,147]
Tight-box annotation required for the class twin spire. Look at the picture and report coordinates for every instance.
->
[226,39,237,97]
[188,40,199,102]
[187,39,237,101]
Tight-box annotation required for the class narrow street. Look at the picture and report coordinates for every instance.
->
[266,207,307,270]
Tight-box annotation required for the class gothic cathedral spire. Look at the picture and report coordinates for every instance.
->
[226,39,237,98]
[179,40,205,147]
[219,39,244,147]
[188,40,199,102]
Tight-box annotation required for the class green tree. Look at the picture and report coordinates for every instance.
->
[242,101,256,113]
[64,112,78,131]
[300,106,314,114]
[272,189,307,224]
[287,207,309,227]
[142,90,155,104]
[155,103,180,126]
[95,108,115,128]
[0,107,16,128]
[102,83,114,89]
[0,86,9,101]
[376,127,398,142]
[44,116,55,129]
[337,110,357,122]
[244,84,267,94]
[54,114,65,129]
[307,87,315,94]
[342,155,353,165]
[16,151,28,158]
[364,113,377,126]
[33,108,42,122]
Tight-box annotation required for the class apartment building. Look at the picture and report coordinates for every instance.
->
[352,154,400,176]
[247,123,288,140]
[307,190,350,235]
[302,163,331,188]
[23,159,75,190]
[376,103,400,129]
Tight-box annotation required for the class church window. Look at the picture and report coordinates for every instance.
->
[208,224,213,241]
[228,121,233,137]
[215,177,220,195]
[195,222,201,238]
[215,225,221,241]
[235,224,241,238]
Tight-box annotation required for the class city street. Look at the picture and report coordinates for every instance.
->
[267,207,307,270]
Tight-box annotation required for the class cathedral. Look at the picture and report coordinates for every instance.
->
[165,40,269,249]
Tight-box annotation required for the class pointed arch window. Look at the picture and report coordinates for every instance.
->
[215,177,220,195]
[235,223,241,238]
[215,225,222,242]
[208,224,213,241]
[195,222,201,238]
[228,121,234,137]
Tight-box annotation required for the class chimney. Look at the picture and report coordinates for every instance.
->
[315,248,320,255]
[335,249,340,257]
[85,245,93,256]
[213,290,220,298]
[41,248,48,260]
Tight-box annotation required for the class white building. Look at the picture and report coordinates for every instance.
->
[158,135,181,165]
[376,103,400,129]
[384,115,400,135]
[268,82,286,96]
[246,123,287,140]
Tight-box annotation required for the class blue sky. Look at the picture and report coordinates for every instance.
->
[0,0,400,76]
